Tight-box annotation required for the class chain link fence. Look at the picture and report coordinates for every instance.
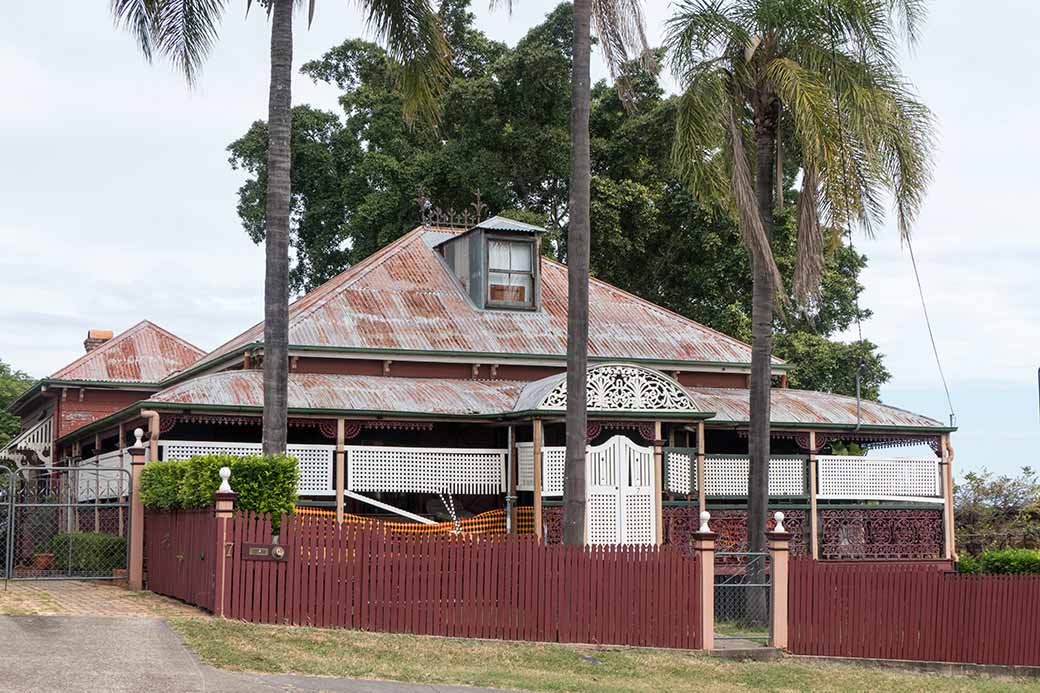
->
[4,465,130,580]
[715,551,771,643]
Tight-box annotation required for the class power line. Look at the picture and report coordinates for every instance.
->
[906,236,956,426]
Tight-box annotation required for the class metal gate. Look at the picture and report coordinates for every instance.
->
[715,551,772,643]
[586,435,656,545]
[3,464,130,580]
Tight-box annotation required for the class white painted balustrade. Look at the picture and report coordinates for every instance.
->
[816,455,942,502]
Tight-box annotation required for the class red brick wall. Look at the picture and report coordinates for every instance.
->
[56,388,151,438]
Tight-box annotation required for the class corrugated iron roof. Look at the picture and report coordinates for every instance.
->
[150,371,524,417]
[473,215,546,233]
[51,321,205,383]
[191,227,772,372]
[685,386,946,429]
[147,370,947,430]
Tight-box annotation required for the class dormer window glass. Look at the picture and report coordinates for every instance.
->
[487,238,534,308]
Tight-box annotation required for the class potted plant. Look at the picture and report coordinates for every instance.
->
[31,542,54,571]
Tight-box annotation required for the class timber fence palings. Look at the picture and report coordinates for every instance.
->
[144,510,216,611]
[145,510,703,649]
[788,558,1040,666]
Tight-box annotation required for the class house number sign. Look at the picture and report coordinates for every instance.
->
[241,543,287,562]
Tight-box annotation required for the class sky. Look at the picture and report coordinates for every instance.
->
[1,1,1037,478]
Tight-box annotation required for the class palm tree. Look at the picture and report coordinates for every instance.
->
[666,0,934,555]
[491,0,650,545]
[562,0,650,545]
[111,0,448,455]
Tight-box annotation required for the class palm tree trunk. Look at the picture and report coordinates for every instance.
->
[562,0,592,546]
[261,0,293,455]
[747,98,779,557]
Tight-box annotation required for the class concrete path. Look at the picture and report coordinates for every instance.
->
[0,616,512,693]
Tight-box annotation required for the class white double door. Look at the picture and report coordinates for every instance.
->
[585,435,656,545]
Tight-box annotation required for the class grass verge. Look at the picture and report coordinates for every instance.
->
[169,618,1040,692]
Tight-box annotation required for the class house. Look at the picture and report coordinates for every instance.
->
[2,216,956,560]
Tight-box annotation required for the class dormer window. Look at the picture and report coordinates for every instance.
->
[434,214,545,311]
[487,238,534,308]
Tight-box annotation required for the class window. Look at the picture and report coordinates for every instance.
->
[487,238,535,308]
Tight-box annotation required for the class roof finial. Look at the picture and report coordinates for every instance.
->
[471,188,486,223]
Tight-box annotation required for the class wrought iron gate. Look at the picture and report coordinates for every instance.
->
[714,551,772,643]
[586,435,656,545]
[3,464,130,580]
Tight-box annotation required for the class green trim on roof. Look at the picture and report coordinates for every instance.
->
[7,378,161,415]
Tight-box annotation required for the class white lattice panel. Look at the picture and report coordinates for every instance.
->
[587,491,620,544]
[160,440,335,496]
[515,444,565,496]
[703,456,806,496]
[542,447,565,495]
[817,456,941,501]
[517,443,534,491]
[665,450,694,494]
[346,445,506,494]
[621,492,655,545]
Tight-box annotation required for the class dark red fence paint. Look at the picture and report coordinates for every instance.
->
[148,510,702,649]
[789,558,1040,666]
[144,510,216,611]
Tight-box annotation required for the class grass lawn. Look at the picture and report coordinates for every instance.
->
[170,618,1040,692]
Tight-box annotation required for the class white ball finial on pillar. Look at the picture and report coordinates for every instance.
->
[218,467,233,493]
[699,510,711,533]
[132,427,145,449]
[774,511,786,533]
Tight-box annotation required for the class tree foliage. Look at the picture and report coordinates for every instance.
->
[956,468,1040,555]
[227,0,891,398]
[0,359,33,450]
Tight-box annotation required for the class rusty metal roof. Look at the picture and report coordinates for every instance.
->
[685,386,947,430]
[149,371,524,417]
[51,320,205,383]
[192,227,772,372]
[146,369,946,430]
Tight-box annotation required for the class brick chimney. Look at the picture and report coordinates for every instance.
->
[84,329,114,352]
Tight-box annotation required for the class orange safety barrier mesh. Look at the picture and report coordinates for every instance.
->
[294,506,534,536]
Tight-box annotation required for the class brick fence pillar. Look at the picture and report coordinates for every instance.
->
[127,429,146,591]
[692,511,717,651]
[212,467,237,618]
[766,512,792,650]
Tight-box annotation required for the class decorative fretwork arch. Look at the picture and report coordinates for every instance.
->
[539,364,697,412]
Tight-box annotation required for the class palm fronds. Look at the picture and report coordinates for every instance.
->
[667,0,935,307]
[111,0,228,86]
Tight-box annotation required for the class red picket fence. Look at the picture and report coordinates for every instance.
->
[144,510,217,611]
[789,558,1040,666]
[159,511,702,649]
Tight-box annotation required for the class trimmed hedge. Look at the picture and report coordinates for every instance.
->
[140,453,298,528]
[52,532,126,574]
[957,549,1040,574]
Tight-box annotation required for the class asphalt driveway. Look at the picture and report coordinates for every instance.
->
[0,615,511,693]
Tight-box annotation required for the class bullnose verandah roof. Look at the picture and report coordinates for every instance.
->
[134,369,949,431]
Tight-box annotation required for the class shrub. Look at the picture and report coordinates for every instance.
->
[956,555,980,574]
[51,532,126,574]
[140,454,299,529]
[139,461,186,509]
[978,548,1040,574]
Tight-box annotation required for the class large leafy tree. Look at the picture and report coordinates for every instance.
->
[666,0,934,554]
[228,1,890,401]
[111,0,448,455]
[0,360,33,451]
